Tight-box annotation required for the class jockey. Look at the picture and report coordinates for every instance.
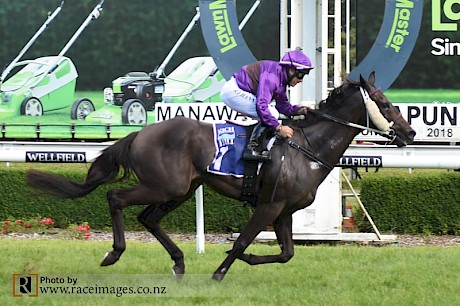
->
[220,49,313,160]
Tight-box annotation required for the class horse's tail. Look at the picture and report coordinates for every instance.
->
[26,131,139,199]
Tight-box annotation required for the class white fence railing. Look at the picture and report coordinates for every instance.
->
[1,141,459,169]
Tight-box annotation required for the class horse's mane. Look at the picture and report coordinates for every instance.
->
[318,84,346,110]
[318,76,362,111]
[287,80,359,128]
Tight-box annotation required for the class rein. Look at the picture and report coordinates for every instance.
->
[286,140,334,171]
[307,108,396,142]
[308,108,392,138]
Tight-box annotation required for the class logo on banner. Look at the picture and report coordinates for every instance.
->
[25,152,87,163]
[155,102,246,123]
[339,156,383,168]
[209,1,237,53]
[431,0,460,55]
[386,0,415,53]
[432,0,460,31]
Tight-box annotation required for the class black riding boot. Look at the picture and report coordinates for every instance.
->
[243,122,271,161]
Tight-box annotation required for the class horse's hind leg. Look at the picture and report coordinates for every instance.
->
[212,203,284,281]
[101,184,162,267]
[138,202,185,281]
[236,214,294,265]
[100,188,133,266]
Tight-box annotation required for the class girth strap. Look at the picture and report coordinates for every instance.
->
[240,160,259,206]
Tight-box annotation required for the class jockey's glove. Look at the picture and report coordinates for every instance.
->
[296,106,309,116]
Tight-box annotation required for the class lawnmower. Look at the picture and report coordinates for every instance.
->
[83,1,261,125]
[84,9,204,125]
[86,57,225,125]
[0,0,104,119]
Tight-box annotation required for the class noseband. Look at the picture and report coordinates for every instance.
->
[361,86,405,144]
[367,86,403,128]
[360,86,394,133]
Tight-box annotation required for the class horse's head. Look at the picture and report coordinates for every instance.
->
[353,72,416,147]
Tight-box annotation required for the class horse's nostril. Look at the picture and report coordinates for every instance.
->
[409,130,416,139]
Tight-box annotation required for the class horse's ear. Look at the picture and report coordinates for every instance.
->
[359,74,366,85]
[368,71,376,85]
[345,75,360,86]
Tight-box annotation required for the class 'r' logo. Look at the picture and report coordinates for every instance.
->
[12,274,39,297]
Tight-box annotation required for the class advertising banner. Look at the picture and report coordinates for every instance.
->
[350,0,423,91]
[0,0,257,141]
[198,0,257,80]
[356,0,460,143]
[0,0,457,144]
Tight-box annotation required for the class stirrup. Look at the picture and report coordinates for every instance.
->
[243,148,271,161]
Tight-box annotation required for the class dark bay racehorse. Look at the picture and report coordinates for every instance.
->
[26,72,415,281]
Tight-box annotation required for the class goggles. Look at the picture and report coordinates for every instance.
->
[294,69,311,79]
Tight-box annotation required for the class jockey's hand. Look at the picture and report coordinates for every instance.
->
[276,125,294,138]
[296,106,309,116]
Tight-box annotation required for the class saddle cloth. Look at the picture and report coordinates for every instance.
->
[207,122,276,177]
[207,123,247,177]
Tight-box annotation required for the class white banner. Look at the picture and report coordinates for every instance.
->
[156,102,460,143]
[356,103,459,142]
[155,102,243,123]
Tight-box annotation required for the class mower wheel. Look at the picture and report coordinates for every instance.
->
[121,99,147,125]
[20,97,43,116]
[71,98,95,120]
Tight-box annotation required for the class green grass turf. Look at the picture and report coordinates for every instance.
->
[1,239,459,305]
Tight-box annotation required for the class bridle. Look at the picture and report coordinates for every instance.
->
[285,85,402,169]
[310,86,402,143]
[368,86,381,97]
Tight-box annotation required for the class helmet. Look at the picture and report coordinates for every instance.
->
[280,50,313,72]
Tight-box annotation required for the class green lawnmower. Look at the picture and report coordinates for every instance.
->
[0,0,104,119]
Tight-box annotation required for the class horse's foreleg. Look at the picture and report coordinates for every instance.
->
[212,203,284,281]
[138,202,185,281]
[236,214,294,265]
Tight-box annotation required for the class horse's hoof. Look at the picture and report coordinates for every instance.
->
[100,251,119,266]
[211,273,225,282]
[172,266,184,282]
[212,266,228,281]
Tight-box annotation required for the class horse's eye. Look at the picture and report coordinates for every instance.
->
[382,102,390,109]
